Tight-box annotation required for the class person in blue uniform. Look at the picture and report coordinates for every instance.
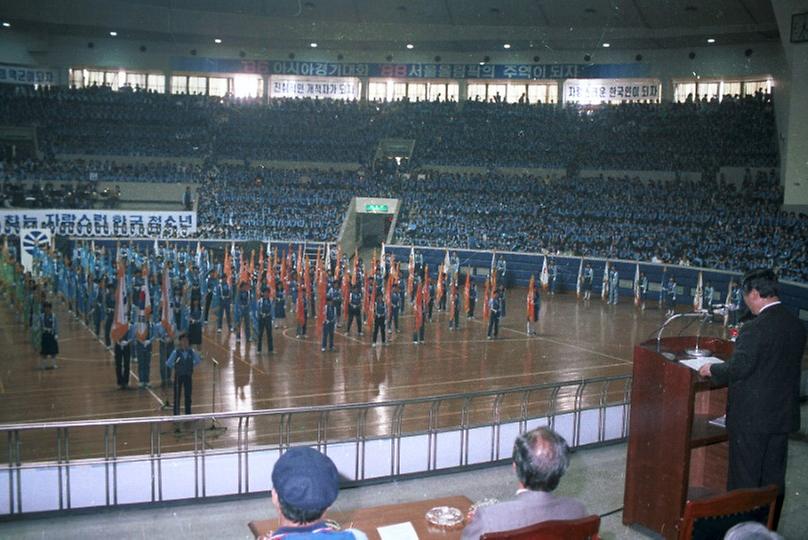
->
[91,279,104,337]
[528,285,541,336]
[389,283,401,334]
[134,312,154,388]
[203,270,217,324]
[639,272,649,311]
[156,318,175,389]
[322,297,337,352]
[549,261,559,295]
[188,298,203,349]
[487,289,501,339]
[216,276,232,333]
[274,282,286,329]
[235,282,251,342]
[703,281,715,310]
[372,293,387,347]
[665,276,678,316]
[257,287,274,353]
[583,263,594,301]
[114,321,134,390]
[346,285,362,336]
[104,282,116,347]
[39,302,59,370]
[166,331,202,417]
[608,267,619,305]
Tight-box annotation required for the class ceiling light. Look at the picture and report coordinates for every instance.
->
[602,42,610,48]
[479,61,485,65]
[406,43,414,49]
[214,38,222,44]
[503,43,511,49]
[310,42,318,48]
[707,38,716,43]
[2,22,10,28]
[109,31,117,37]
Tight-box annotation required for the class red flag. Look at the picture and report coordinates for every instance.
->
[239,249,249,286]
[223,249,232,285]
[342,269,350,320]
[136,265,151,342]
[464,273,471,314]
[527,275,536,322]
[436,265,444,306]
[365,276,375,333]
[482,278,491,321]
[414,282,423,331]
[448,279,457,322]
[317,260,326,336]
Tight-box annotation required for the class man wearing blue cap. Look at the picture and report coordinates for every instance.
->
[264,447,367,539]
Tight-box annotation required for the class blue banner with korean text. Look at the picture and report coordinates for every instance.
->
[1,210,197,238]
[171,57,648,80]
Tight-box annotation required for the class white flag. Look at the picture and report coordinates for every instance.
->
[633,263,641,307]
[602,261,610,300]
[540,255,549,291]
[693,271,703,311]
[576,258,583,299]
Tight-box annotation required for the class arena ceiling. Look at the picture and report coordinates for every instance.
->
[1,0,780,53]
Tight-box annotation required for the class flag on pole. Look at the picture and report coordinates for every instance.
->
[341,268,350,320]
[463,272,471,315]
[366,279,376,334]
[601,261,610,301]
[436,265,445,307]
[576,258,583,300]
[160,263,174,338]
[448,279,457,323]
[136,265,152,342]
[414,282,423,332]
[540,256,549,291]
[482,278,491,321]
[407,245,415,299]
[633,263,641,307]
[443,249,450,276]
[693,271,703,311]
[110,258,129,343]
[723,280,732,326]
[527,274,536,322]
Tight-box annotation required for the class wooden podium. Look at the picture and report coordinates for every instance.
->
[623,336,734,539]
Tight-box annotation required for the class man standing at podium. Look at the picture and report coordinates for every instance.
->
[700,269,806,526]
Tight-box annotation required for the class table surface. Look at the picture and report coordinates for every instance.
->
[249,495,473,539]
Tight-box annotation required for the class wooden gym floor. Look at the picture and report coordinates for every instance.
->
[0,288,742,462]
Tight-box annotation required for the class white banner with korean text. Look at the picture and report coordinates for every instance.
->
[1,210,197,238]
[563,78,661,104]
[268,76,361,100]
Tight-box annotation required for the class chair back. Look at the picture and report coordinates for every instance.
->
[480,514,600,540]
[677,485,778,540]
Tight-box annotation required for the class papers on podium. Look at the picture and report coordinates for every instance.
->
[679,356,724,371]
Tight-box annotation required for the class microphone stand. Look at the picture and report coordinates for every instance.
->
[655,311,712,356]
[207,356,227,434]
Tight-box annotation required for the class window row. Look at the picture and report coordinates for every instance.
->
[673,79,772,103]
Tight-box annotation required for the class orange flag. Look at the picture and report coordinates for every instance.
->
[464,273,471,314]
[527,275,536,322]
[110,258,129,343]
[482,278,491,321]
[449,279,457,322]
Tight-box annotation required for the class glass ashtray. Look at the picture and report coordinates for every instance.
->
[425,505,464,529]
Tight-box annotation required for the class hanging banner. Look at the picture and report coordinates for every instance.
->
[0,63,57,86]
[269,76,360,99]
[172,57,650,80]
[563,78,661,104]
[20,229,52,272]
[1,210,197,238]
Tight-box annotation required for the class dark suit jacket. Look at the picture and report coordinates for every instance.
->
[460,490,587,540]
[710,303,806,434]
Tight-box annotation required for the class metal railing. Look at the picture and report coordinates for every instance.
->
[1,374,632,516]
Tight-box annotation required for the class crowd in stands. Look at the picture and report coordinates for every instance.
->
[0,84,777,172]
[2,83,804,283]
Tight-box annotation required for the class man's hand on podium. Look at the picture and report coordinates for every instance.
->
[698,364,713,378]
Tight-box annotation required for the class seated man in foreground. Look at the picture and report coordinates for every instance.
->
[260,446,367,539]
[461,426,588,539]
